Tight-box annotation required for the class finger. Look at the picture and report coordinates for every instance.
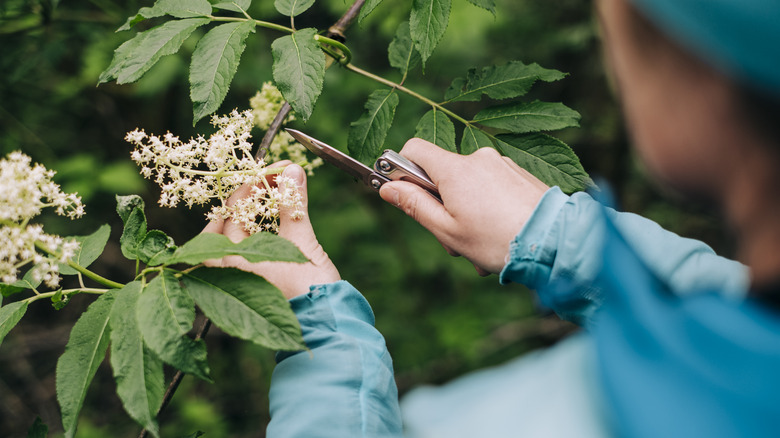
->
[379,180,455,239]
[397,138,461,181]
[201,217,224,235]
[277,164,319,253]
[265,160,293,189]
[441,243,461,257]
[474,264,491,277]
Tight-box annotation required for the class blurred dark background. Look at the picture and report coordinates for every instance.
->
[0,0,733,436]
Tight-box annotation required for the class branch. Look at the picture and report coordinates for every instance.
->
[254,0,366,160]
[137,317,212,438]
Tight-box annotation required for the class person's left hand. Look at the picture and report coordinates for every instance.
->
[202,163,340,300]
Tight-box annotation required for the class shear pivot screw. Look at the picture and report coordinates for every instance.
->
[378,160,392,172]
[370,179,382,189]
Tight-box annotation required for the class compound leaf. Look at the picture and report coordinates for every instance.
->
[136,271,211,381]
[101,18,210,85]
[274,0,315,17]
[410,0,451,66]
[271,28,326,122]
[348,89,400,165]
[167,232,306,266]
[388,21,421,79]
[444,61,566,103]
[495,133,591,193]
[57,292,115,438]
[183,267,304,351]
[0,301,28,348]
[110,282,164,438]
[415,109,456,152]
[472,100,580,133]
[190,20,256,125]
[59,224,111,275]
[460,125,493,154]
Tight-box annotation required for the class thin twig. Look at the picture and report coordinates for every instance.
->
[255,102,292,161]
[137,318,212,438]
[327,0,366,42]
[254,0,366,160]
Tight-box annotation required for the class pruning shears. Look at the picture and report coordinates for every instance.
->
[286,129,441,202]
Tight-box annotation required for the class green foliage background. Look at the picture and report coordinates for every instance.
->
[0,0,732,436]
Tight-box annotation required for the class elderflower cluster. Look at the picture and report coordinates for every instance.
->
[249,82,323,175]
[0,152,84,288]
[126,109,304,233]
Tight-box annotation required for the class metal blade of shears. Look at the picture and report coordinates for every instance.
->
[286,129,390,191]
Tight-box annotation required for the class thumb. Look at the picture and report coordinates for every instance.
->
[277,164,318,251]
[380,181,453,232]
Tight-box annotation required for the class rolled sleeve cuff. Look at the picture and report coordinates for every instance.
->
[499,186,569,287]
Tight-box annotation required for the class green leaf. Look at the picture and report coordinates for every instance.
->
[472,100,581,133]
[1,270,42,298]
[348,89,400,165]
[212,0,252,13]
[359,0,385,22]
[271,28,326,122]
[59,225,111,275]
[388,21,421,79]
[116,195,145,223]
[495,133,591,193]
[52,289,71,310]
[190,20,256,125]
[274,0,315,17]
[409,0,451,66]
[466,0,495,14]
[57,292,115,438]
[136,271,211,381]
[101,19,210,85]
[460,125,493,154]
[138,230,177,266]
[444,61,566,103]
[110,282,165,437]
[26,417,48,438]
[415,109,456,152]
[167,232,306,266]
[0,301,28,348]
[183,267,305,350]
[118,0,213,31]
[120,207,148,261]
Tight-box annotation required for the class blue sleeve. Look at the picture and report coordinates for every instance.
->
[267,281,403,438]
[499,187,749,325]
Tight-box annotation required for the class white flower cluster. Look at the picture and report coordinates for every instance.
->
[249,82,323,175]
[126,109,304,233]
[0,152,84,288]
[208,175,304,234]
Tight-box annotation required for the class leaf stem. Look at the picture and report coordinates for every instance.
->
[344,63,472,126]
[209,16,293,34]
[34,242,124,289]
[22,288,108,304]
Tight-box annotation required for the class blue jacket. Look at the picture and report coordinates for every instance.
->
[267,187,780,437]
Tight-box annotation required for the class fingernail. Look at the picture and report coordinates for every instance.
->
[284,164,304,185]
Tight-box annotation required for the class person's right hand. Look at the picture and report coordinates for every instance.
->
[378,139,549,275]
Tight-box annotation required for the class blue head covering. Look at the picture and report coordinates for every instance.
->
[628,0,780,97]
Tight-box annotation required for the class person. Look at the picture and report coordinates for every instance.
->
[205,0,780,436]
